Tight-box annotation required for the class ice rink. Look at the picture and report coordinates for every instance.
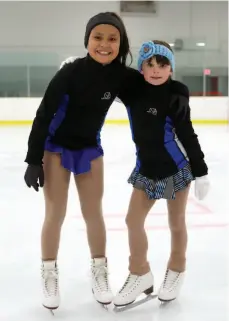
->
[0,124,228,321]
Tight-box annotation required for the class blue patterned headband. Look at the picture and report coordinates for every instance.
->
[138,41,175,72]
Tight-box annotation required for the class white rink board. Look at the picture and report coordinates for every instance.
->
[0,97,228,122]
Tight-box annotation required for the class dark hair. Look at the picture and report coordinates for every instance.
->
[109,12,133,66]
[84,11,132,66]
[148,40,174,70]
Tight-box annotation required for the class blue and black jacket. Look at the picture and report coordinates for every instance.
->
[25,54,142,165]
[123,79,208,179]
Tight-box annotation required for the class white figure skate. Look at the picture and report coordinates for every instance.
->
[113,271,157,312]
[91,258,113,306]
[41,260,60,314]
[158,269,185,302]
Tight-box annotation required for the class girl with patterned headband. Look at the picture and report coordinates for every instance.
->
[113,40,210,307]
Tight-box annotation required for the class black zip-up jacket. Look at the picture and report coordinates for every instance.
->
[123,79,208,179]
[25,55,142,165]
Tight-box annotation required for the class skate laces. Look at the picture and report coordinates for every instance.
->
[92,265,110,292]
[119,274,139,293]
[163,270,180,290]
[42,268,58,297]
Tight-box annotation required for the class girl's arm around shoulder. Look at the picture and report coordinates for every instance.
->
[117,67,145,106]
[170,80,189,99]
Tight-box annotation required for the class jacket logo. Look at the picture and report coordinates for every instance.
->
[101,92,111,100]
[147,108,157,115]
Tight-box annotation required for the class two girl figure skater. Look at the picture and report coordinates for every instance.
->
[24,11,209,310]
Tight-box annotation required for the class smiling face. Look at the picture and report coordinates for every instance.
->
[87,24,121,64]
[142,56,172,86]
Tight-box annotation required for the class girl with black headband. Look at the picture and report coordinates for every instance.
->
[23,12,144,311]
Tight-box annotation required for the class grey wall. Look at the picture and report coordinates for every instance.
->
[0,1,227,70]
[0,1,227,96]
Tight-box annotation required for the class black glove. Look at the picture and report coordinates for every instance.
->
[24,164,44,192]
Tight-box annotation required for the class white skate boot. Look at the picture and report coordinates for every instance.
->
[41,260,60,310]
[91,257,113,305]
[113,271,155,310]
[158,269,185,302]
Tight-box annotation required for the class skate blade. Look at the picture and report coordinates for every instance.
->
[100,303,111,311]
[158,297,176,306]
[113,294,158,313]
[43,308,56,316]
[96,300,113,312]
[43,305,58,316]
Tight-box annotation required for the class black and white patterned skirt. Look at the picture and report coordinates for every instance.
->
[128,163,195,200]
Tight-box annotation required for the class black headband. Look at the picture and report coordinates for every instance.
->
[84,12,124,48]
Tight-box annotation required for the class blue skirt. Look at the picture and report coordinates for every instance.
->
[44,137,104,175]
[128,163,195,200]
